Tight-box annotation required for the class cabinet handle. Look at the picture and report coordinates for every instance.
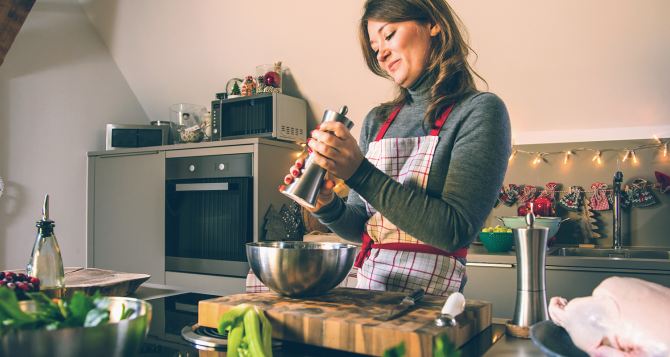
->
[175,183,229,191]
[98,151,160,158]
[466,262,514,268]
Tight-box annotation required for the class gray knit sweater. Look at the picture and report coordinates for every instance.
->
[313,82,511,252]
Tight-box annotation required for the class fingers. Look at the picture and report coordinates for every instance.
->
[317,121,352,140]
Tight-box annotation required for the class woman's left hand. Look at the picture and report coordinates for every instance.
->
[308,121,364,181]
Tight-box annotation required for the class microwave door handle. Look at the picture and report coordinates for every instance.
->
[174,183,230,192]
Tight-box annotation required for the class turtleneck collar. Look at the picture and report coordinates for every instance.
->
[407,70,434,105]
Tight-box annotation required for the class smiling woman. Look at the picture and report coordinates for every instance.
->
[274,0,512,297]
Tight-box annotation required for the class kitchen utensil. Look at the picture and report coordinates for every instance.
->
[497,216,568,238]
[507,210,550,338]
[198,288,492,356]
[377,288,424,321]
[246,241,358,297]
[281,106,353,209]
[1,296,152,357]
[435,292,466,327]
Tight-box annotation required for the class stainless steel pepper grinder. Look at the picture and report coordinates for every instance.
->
[281,106,353,209]
[507,203,549,338]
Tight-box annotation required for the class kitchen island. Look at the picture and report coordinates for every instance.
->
[132,283,545,356]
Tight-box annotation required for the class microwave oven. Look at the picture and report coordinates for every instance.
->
[105,124,169,150]
[211,93,307,142]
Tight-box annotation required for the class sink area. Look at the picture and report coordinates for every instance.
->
[551,247,670,260]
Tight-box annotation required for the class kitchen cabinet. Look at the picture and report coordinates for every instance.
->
[464,262,670,320]
[463,263,516,319]
[87,151,165,283]
[87,138,301,292]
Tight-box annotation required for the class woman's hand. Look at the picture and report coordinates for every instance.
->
[278,156,336,212]
[308,121,364,181]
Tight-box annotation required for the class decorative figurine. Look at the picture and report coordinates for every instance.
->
[230,81,241,97]
[241,75,257,96]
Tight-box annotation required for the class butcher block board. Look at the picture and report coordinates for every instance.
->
[199,288,491,356]
[62,267,150,298]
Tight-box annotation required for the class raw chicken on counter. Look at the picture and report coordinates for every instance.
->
[549,277,670,357]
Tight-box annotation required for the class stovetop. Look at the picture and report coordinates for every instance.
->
[138,292,370,357]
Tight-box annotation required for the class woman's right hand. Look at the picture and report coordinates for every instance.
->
[278,156,336,212]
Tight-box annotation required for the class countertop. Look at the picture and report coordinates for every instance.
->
[132,284,546,356]
[468,244,670,271]
[87,137,300,156]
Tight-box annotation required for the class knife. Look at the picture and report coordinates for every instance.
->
[378,288,425,321]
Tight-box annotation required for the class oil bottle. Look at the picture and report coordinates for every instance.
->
[26,194,65,298]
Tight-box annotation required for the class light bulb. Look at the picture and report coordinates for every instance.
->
[592,151,602,165]
[509,149,518,162]
[563,150,574,165]
[653,135,662,144]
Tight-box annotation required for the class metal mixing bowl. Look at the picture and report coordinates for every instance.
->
[247,241,358,297]
[1,296,152,357]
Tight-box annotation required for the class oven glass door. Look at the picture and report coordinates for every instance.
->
[165,177,252,276]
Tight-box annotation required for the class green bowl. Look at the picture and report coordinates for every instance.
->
[479,232,513,252]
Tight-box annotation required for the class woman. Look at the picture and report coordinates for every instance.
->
[281,0,511,296]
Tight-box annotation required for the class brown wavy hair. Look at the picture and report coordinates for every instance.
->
[359,0,485,125]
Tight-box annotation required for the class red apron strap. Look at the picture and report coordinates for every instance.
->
[354,231,374,268]
[429,104,454,136]
[372,242,467,258]
[375,104,455,141]
[374,106,402,141]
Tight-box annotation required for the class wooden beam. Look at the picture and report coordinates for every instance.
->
[0,0,36,66]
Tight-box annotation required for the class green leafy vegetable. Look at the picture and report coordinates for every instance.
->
[433,334,460,357]
[383,341,406,357]
[218,304,273,357]
[382,334,460,357]
[0,287,135,336]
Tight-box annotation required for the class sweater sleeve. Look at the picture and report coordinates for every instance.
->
[310,109,377,242]
[344,93,511,251]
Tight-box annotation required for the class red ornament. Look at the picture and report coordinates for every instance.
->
[517,196,554,217]
[263,71,281,88]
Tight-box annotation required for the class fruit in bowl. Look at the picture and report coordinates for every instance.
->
[479,226,513,252]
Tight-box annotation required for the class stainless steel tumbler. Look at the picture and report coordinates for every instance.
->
[281,106,353,209]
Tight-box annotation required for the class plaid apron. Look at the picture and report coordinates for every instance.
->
[354,105,467,296]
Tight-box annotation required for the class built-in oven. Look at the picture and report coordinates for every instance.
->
[165,154,253,277]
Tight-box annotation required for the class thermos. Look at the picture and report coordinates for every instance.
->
[26,194,65,298]
[508,204,549,338]
[282,106,353,209]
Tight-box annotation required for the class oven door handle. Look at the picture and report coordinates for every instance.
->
[174,183,230,191]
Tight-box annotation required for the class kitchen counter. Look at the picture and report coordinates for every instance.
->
[468,244,670,271]
[131,284,546,356]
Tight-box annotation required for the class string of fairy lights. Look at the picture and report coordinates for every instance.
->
[508,135,669,167]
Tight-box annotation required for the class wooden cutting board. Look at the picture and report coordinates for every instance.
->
[199,288,491,356]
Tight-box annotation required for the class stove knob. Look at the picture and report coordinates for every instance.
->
[188,164,195,172]
[218,163,225,171]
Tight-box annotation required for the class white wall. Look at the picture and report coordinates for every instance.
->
[0,0,148,269]
[80,0,670,143]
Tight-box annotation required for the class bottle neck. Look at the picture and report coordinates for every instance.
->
[36,220,55,237]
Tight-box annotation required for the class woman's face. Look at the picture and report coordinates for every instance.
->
[367,20,438,88]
